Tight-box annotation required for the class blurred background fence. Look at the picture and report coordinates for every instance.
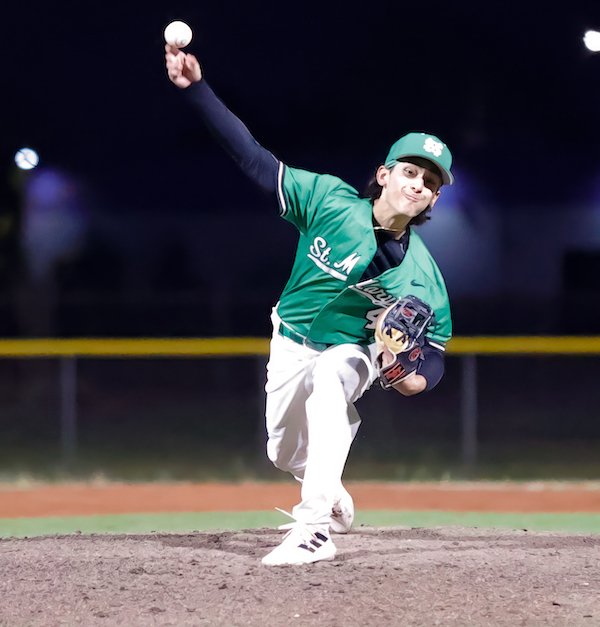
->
[1,336,600,483]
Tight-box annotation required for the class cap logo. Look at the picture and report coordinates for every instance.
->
[423,137,444,158]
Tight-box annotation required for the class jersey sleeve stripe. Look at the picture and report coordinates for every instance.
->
[428,340,446,351]
[277,161,287,216]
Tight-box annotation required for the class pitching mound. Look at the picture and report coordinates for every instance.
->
[1,525,599,626]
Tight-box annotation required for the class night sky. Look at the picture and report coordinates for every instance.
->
[4,1,600,458]
[4,0,600,213]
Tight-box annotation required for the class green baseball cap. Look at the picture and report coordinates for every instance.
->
[385,132,454,186]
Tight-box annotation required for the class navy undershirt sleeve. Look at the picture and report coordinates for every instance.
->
[187,80,279,194]
[417,344,445,392]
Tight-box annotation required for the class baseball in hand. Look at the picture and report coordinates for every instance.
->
[164,21,193,48]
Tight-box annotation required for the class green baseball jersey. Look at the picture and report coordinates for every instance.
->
[275,165,452,349]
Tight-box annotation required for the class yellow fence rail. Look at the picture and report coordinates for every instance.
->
[0,335,599,356]
[1,336,598,465]
[0,337,271,357]
[448,336,600,354]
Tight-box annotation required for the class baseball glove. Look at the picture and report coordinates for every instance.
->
[374,295,435,390]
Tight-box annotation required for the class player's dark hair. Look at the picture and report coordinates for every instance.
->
[362,165,434,227]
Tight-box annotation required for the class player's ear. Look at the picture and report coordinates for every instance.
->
[376,165,390,187]
[429,189,441,208]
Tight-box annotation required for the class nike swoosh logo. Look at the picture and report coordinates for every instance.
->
[410,280,424,287]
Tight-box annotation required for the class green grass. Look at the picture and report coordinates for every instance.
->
[2,510,600,538]
[0,511,283,537]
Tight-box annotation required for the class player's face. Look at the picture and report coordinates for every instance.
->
[376,160,442,219]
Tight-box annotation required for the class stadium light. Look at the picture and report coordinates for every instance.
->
[583,30,600,53]
[14,148,40,171]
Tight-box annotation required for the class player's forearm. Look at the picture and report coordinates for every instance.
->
[393,373,427,396]
[187,80,279,194]
[393,346,445,396]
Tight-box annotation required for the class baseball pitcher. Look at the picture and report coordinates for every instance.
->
[165,43,453,566]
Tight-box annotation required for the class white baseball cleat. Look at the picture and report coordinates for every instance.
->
[262,523,336,566]
[330,490,354,534]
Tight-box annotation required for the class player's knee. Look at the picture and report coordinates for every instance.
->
[266,439,287,470]
[313,352,372,403]
[266,439,305,477]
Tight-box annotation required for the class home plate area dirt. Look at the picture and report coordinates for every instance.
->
[2,526,600,627]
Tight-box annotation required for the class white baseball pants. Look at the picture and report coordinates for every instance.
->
[265,308,378,525]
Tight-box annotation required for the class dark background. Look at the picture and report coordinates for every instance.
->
[1,0,600,478]
[3,0,600,208]
[1,0,600,339]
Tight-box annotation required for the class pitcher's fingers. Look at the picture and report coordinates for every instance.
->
[183,53,202,80]
[165,43,183,56]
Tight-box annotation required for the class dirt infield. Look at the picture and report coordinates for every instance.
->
[2,483,600,626]
[2,481,600,518]
[2,526,600,627]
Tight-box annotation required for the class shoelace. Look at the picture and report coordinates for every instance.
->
[275,507,301,530]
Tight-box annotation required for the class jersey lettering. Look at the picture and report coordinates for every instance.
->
[307,236,361,281]
[351,283,397,307]
[353,283,398,330]
[309,237,329,262]
[333,252,361,275]
[365,307,386,330]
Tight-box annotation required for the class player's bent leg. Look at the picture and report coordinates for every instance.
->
[264,323,317,478]
[329,405,361,533]
[292,344,376,528]
[321,345,376,405]
[265,401,308,479]
[262,339,375,561]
